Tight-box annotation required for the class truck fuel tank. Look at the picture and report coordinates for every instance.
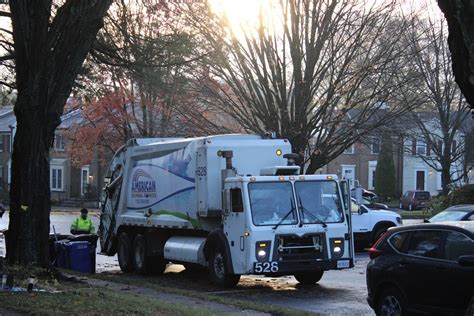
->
[164,236,207,265]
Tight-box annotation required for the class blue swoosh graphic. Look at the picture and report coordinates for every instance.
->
[128,186,195,210]
[136,163,195,183]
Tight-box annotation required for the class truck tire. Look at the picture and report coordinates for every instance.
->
[294,270,324,285]
[209,246,240,287]
[118,232,133,273]
[132,234,150,274]
[371,224,393,245]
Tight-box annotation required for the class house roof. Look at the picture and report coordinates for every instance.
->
[0,105,85,132]
[57,108,83,129]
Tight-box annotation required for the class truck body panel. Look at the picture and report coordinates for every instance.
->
[99,134,354,285]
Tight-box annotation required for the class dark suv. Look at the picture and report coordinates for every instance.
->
[399,190,431,211]
[366,222,474,315]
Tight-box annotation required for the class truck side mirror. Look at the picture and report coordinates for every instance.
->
[358,206,368,214]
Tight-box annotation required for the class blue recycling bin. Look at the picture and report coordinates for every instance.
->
[68,241,92,273]
[54,241,94,273]
[54,240,69,269]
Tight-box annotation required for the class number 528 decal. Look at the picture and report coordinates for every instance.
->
[254,262,279,273]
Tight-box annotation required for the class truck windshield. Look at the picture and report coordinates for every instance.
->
[294,181,343,224]
[248,182,297,226]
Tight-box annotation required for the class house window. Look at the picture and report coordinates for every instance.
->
[416,139,427,156]
[371,137,381,154]
[0,136,3,153]
[51,166,64,191]
[344,144,354,154]
[54,134,65,152]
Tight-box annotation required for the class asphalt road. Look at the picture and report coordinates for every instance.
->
[0,213,422,315]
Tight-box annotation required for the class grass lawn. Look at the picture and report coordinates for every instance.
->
[0,284,214,315]
[395,209,432,220]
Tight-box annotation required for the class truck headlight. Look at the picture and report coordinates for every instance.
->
[330,238,344,258]
[255,241,271,262]
[396,217,402,225]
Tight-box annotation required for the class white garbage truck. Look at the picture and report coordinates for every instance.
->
[99,134,355,287]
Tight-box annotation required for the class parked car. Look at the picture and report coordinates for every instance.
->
[367,222,474,315]
[426,204,474,223]
[399,190,431,211]
[351,199,401,250]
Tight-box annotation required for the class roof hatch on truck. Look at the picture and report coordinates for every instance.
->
[260,166,300,176]
[259,153,301,175]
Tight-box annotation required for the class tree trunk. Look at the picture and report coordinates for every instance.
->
[6,0,113,266]
[441,166,451,196]
[7,96,54,266]
[437,0,474,109]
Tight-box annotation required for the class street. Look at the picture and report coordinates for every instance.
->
[0,212,422,315]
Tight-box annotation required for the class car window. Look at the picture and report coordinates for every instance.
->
[468,214,474,221]
[429,210,468,222]
[444,231,474,262]
[389,232,409,252]
[415,192,430,199]
[407,230,444,259]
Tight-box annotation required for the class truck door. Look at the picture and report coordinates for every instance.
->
[223,185,247,274]
[351,204,371,234]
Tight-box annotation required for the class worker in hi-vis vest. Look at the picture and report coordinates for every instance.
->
[70,208,95,235]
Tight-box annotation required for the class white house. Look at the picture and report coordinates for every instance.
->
[402,116,467,196]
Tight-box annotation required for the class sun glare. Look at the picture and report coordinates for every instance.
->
[208,0,272,32]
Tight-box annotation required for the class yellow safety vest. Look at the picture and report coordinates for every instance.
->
[70,217,95,233]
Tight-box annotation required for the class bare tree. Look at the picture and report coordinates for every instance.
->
[5,0,112,266]
[401,16,470,195]
[74,0,226,140]
[188,0,415,173]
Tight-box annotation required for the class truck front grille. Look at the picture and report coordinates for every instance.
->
[275,234,325,261]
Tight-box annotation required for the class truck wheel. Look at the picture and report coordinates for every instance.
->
[209,247,240,287]
[132,234,150,274]
[372,226,390,245]
[294,270,324,285]
[118,232,133,273]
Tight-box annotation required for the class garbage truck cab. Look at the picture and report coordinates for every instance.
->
[99,135,354,287]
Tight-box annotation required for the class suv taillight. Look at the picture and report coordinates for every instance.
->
[368,231,388,260]
[368,248,383,260]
